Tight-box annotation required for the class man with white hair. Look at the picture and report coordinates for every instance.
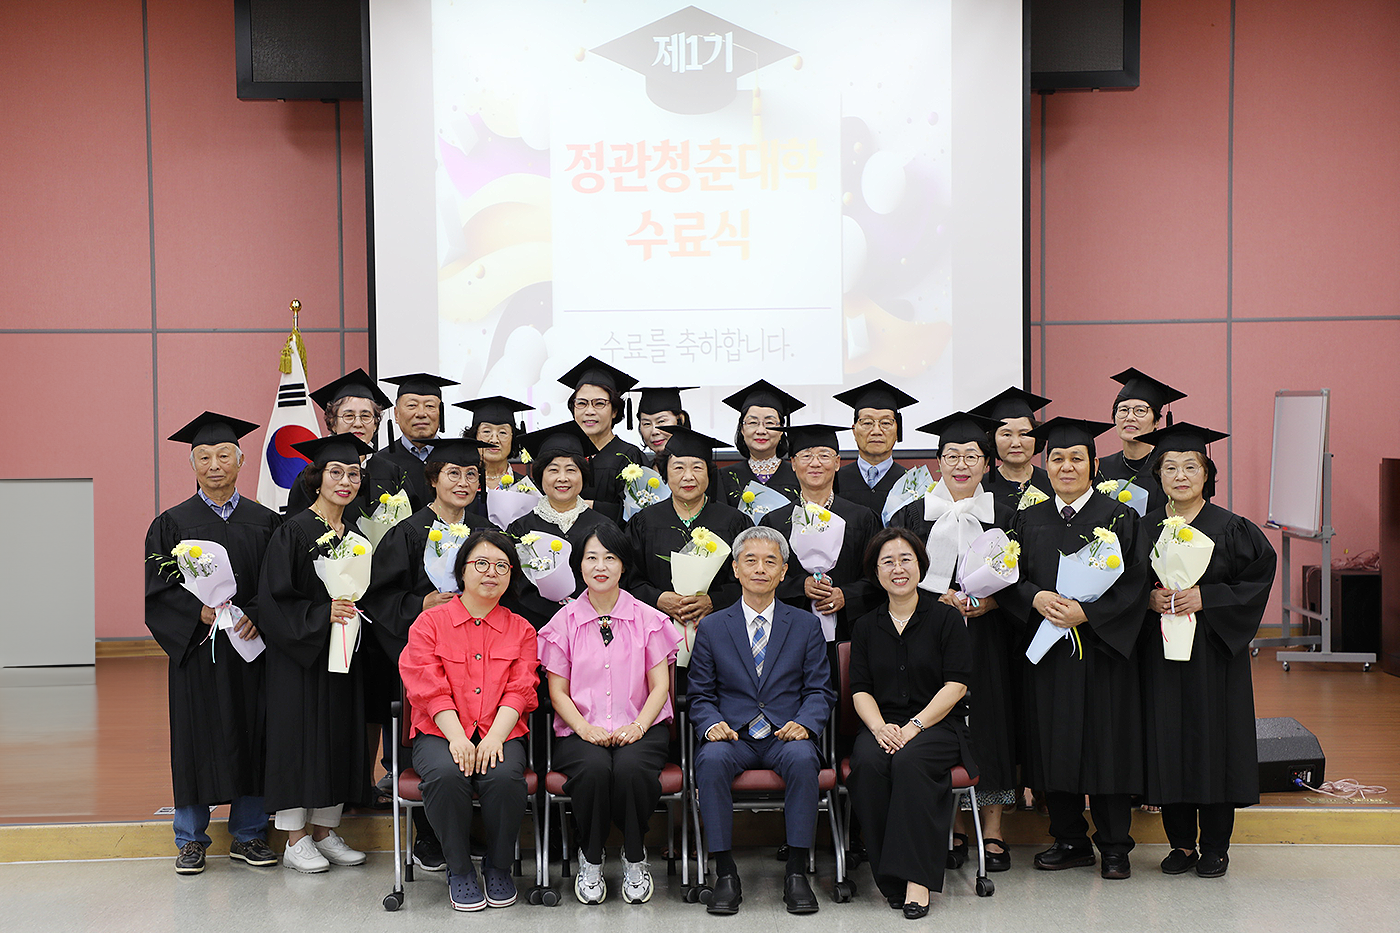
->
[144,412,281,874]
[687,525,836,916]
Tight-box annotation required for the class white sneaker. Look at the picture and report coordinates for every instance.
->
[312,830,366,866]
[621,856,653,904]
[574,849,606,904]
[283,836,330,873]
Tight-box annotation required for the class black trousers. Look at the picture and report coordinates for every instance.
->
[847,725,963,895]
[1161,802,1236,855]
[412,733,528,874]
[552,724,670,863]
[1045,791,1135,857]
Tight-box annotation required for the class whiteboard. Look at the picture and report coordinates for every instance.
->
[1267,390,1329,536]
[0,479,95,668]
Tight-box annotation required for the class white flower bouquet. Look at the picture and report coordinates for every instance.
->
[1150,516,1215,660]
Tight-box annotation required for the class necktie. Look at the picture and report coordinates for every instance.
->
[1061,506,1075,520]
[867,465,880,487]
[748,616,772,738]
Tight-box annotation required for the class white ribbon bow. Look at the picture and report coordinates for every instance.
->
[920,481,995,593]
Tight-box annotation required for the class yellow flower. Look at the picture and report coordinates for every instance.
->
[647,476,662,489]
[691,528,707,542]
[447,523,470,538]
[1097,480,1120,495]
[379,493,391,504]
[1117,489,1133,503]
[352,545,367,556]
[520,532,540,547]
[549,539,564,552]
[1163,515,1187,529]
[704,540,718,553]
[1178,527,1194,542]
[171,542,191,558]
[188,546,202,559]
[1106,554,1122,569]
[428,529,444,543]
[1003,554,1018,569]
[500,473,515,486]
[818,509,831,522]
[1002,541,1021,569]
[519,448,533,463]
[620,463,643,482]
[316,530,336,547]
[1093,527,1117,544]
[741,490,756,504]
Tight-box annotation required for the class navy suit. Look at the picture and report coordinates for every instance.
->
[688,600,835,852]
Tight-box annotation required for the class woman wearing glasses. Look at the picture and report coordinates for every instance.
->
[538,523,681,905]
[717,380,806,507]
[399,529,540,912]
[1138,423,1276,879]
[889,413,1018,871]
[558,357,645,524]
[259,434,377,873]
[847,527,974,918]
[1097,368,1187,516]
[288,369,414,516]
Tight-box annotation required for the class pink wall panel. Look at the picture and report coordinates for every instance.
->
[1232,1,1400,319]
[1039,0,1232,323]
[340,102,370,332]
[145,0,346,331]
[0,1,152,329]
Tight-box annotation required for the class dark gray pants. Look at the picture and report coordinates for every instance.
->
[1161,802,1236,855]
[412,733,527,874]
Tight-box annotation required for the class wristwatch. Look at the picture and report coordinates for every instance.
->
[909,717,926,732]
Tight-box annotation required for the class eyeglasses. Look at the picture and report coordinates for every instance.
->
[441,467,479,483]
[470,558,511,575]
[939,453,985,467]
[878,555,919,571]
[856,418,897,431]
[325,468,362,483]
[573,398,612,411]
[336,411,377,425]
[1115,405,1153,419]
[793,451,837,465]
[742,418,781,430]
[1160,463,1204,477]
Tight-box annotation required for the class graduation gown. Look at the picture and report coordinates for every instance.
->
[889,492,1019,791]
[360,504,492,661]
[623,497,750,612]
[505,507,619,629]
[835,459,908,520]
[999,492,1150,796]
[376,438,437,510]
[1097,450,1168,515]
[717,460,802,509]
[257,508,368,812]
[761,495,880,643]
[144,494,281,808]
[582,435,645,524]
[983,464,1052,515]
[1141,503,1277,806]
[285,452,415,520]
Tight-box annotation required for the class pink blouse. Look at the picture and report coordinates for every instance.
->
[537,589,681,738]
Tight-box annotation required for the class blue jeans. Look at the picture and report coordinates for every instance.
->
[174,796,268,849]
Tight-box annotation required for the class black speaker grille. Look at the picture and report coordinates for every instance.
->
[1032,0,1126,73]
[249,0,362,85]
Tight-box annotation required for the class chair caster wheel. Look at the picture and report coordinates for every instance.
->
[527,887,544,905]
[694,884,714,905]
[541,889,560,907]
[832,880,856,902]
[383,891,404,911]
[976,876,995,897]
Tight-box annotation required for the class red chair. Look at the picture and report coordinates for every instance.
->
[834,640,994,898]
[539,665,691,899]
[382,694,544,911]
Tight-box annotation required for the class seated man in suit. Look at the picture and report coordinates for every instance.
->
[688,526,837,916]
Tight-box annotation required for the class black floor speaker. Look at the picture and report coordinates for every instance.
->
[1256,717,1326,792]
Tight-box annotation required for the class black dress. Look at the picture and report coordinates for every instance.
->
[583,435,645,524]
[144,495,281,808]
[1141,503,1277,806]
[983,465,1052,515]
[834,459,908,520]
[623,497,750,612]
[257,508,368,813]
[847,592,975,896]
[889,492,1019,794]
[717,460,801,509]
[376,438,437,510]
[998,492,1150,797]
[504,508,620,629]
[285,452,416,519]
[761,495,880,644]
[1097,450,1167,515]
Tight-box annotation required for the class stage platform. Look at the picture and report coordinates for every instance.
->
[2,649,1396,862]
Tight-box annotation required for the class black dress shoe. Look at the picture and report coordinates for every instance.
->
[984,839,1011,872]
[1160,849,1199,875]
[1033,841,1096,870]
[774,844,790,861]
[1196,852,1229,878]
[783,872,819,914]
[903,901,930,920]
[887,895,904,909]
[1100,853,1131,879]
[707,873,742,915]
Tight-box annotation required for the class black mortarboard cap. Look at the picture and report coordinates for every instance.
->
[518,421,593,463]
[832,379,918,416]
[557,356,639,395]
[914,412,1001,454]
[1029,417,1116,460]
[785,423,845,456]
[1135,422,1229,455]
[1110,367,1187,410]
[426,437,493,467]
[658,425,728,461]
[970,386,1053,423]
[309,368,392,411]
[291,433,374,466]
[452,395,534,428]
[382,372,459,399]
[633,386,697,416]
[721,379,805,419]
[591,7,798,116]
[168,411,260,448]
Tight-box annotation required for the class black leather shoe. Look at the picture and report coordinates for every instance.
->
[984,838,1011,872]
[1100,853,1131,879]
[774,844,790,861]
[887,895,904,909]
[1196,852,1229,878]
[903,901,930,920]
[783,872,819,914]
[706,874,742,915]
[1160,849,1199,875]
[1033,841,1095,870]
[174,841,206,875]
